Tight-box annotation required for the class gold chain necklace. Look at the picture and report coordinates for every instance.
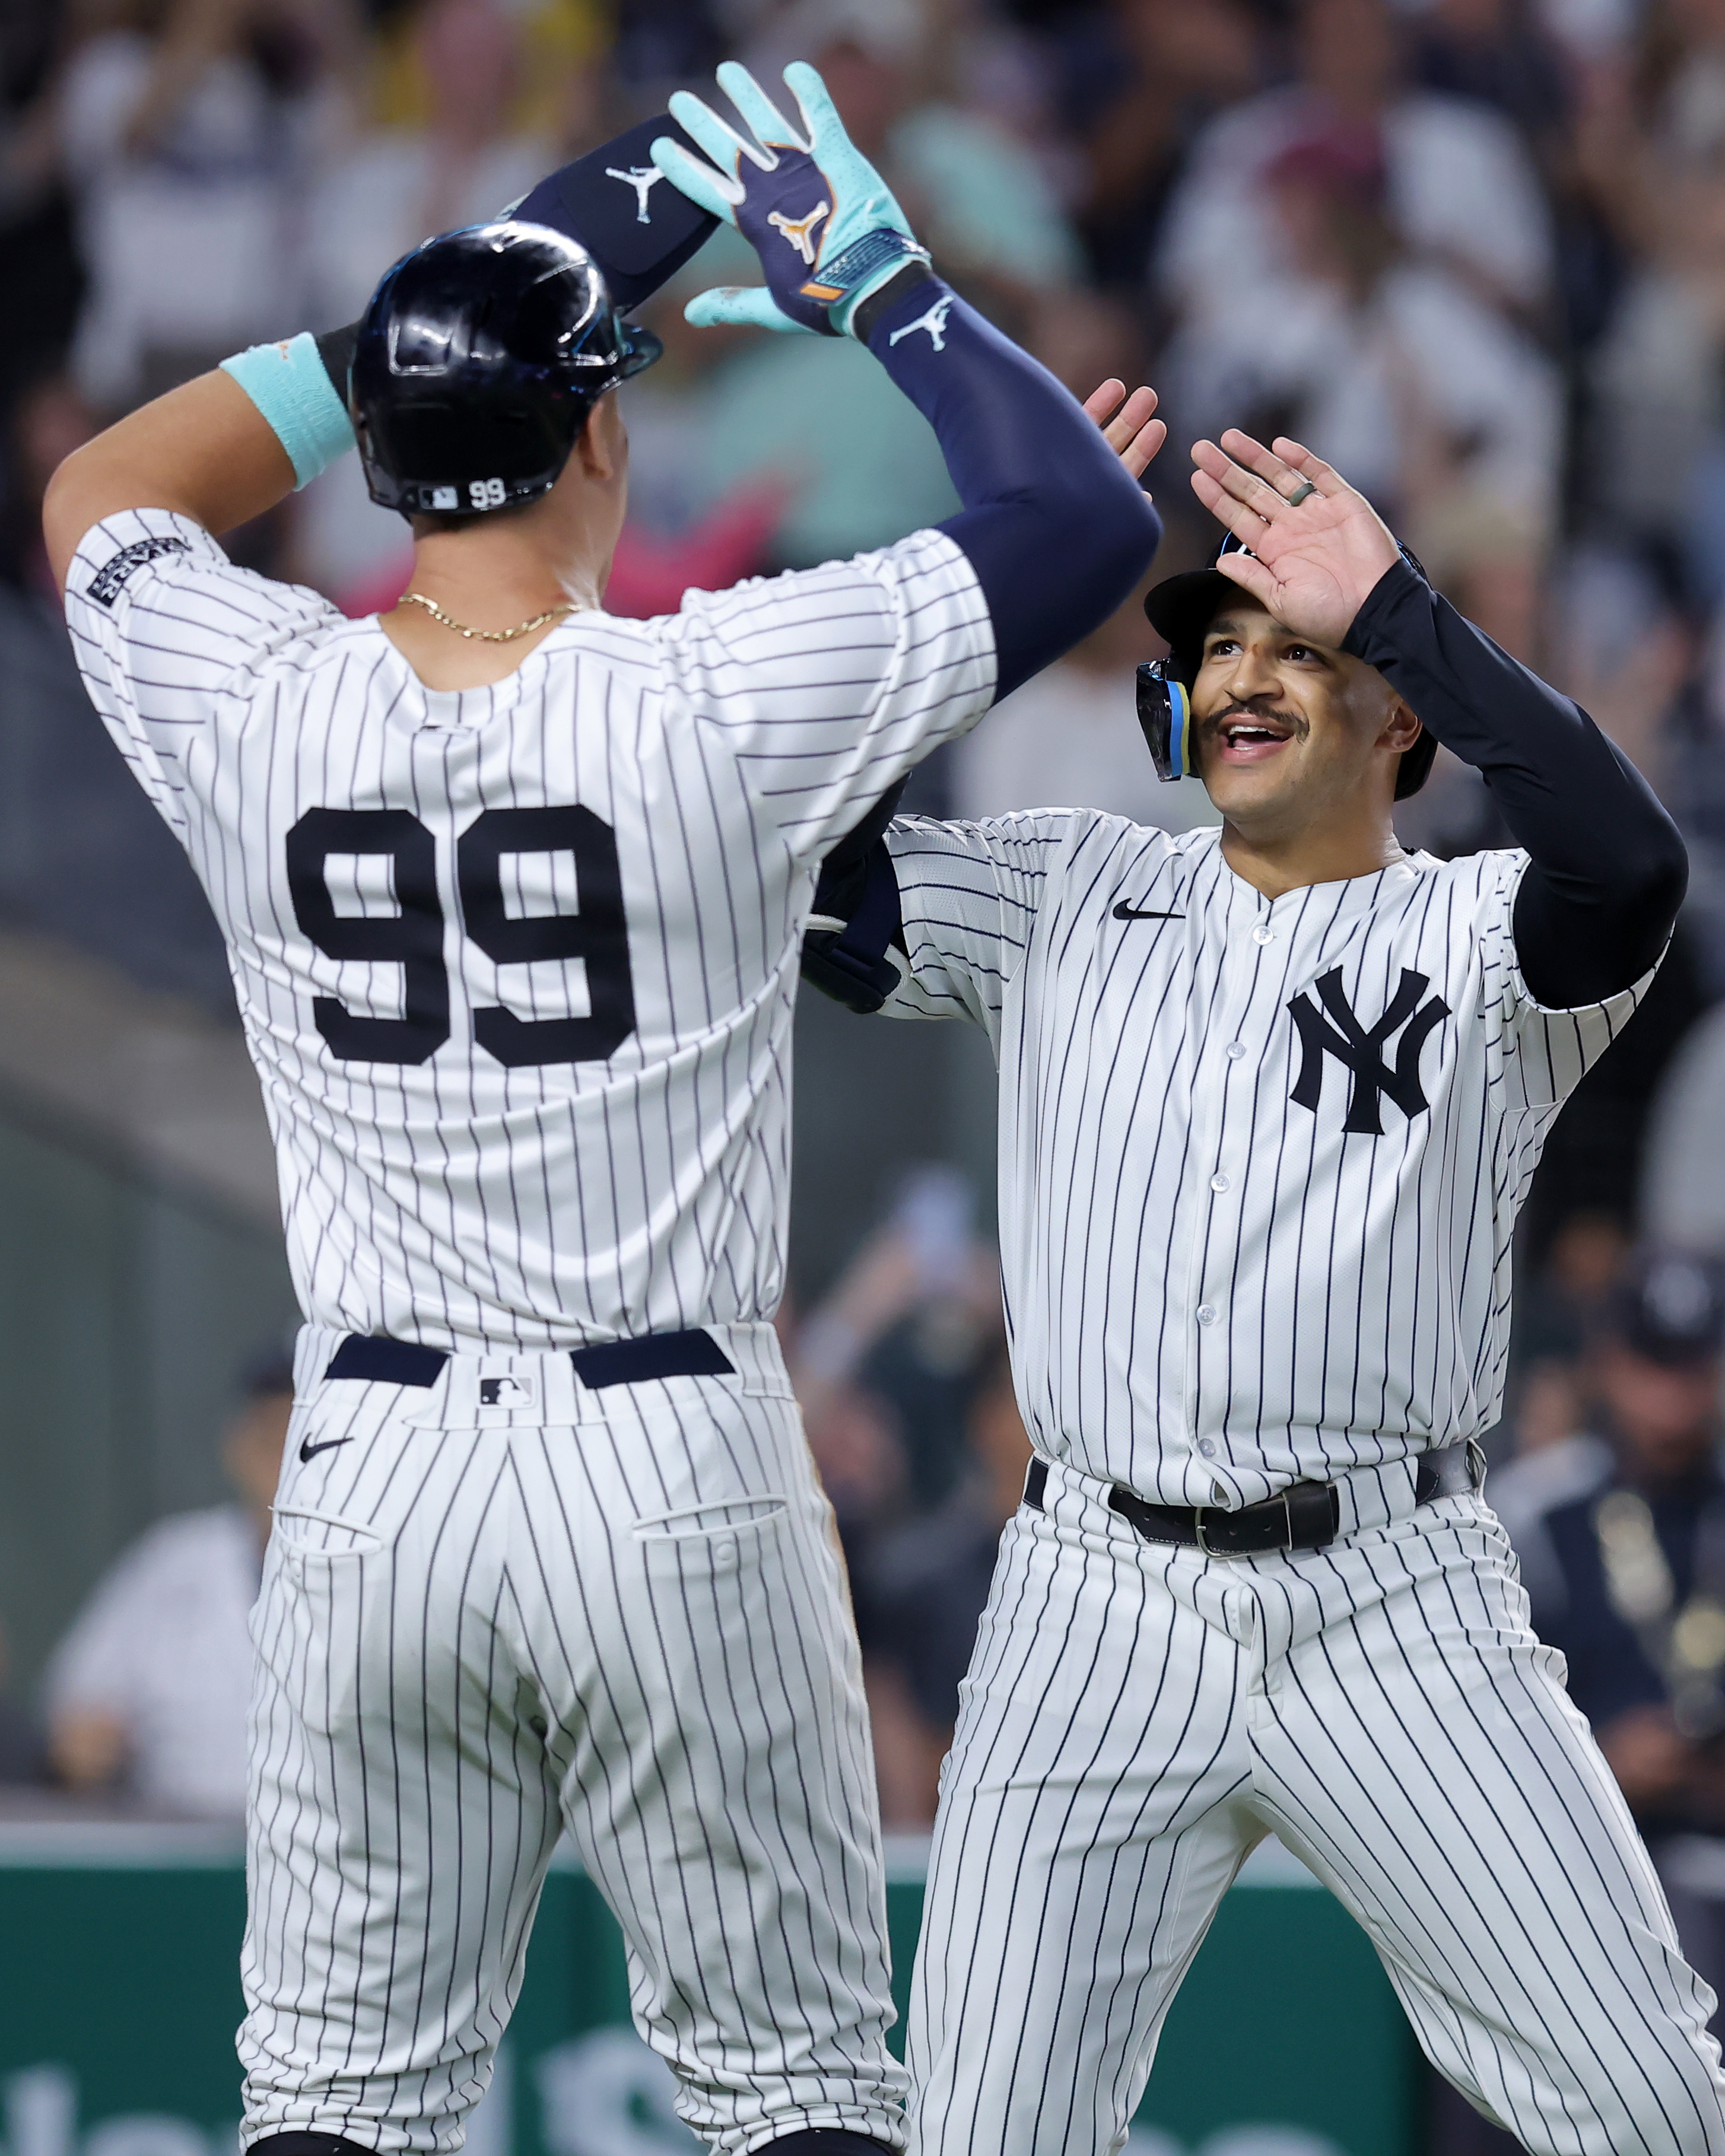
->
[398,591,576,643]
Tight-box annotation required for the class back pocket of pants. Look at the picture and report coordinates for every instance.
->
[631,1496,787,1579]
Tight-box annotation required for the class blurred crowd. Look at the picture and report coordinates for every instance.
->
[12,0,1725,2095]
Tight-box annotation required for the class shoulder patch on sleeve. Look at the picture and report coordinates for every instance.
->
[86,535,192,609]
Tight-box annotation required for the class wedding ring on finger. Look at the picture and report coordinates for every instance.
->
[1284,479,1316,507]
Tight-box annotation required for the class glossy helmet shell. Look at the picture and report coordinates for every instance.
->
[350,221,662,519]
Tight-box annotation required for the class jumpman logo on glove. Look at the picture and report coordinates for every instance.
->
[651,61,929,339]
[767,202,830,263]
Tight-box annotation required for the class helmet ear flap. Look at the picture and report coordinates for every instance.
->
[1136,660,1193,783]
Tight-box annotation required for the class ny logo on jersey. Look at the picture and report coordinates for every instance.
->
[606,164,663,223]
[767,201,830,263]
[889,294,954,352]
[1287,967,1450,1136]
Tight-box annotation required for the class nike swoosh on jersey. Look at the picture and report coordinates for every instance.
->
[299,1436,354,1462]
[1112,901,1184,921]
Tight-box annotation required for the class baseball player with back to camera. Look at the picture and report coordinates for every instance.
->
[806,425,1725,2155]
[41,65,1164,2156]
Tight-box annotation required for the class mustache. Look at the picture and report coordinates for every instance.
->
[1200,700,1308,739]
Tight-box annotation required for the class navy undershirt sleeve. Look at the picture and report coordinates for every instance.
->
[510,115,718,309]
[863,275,1162,701]
[1343,560,1685,1007]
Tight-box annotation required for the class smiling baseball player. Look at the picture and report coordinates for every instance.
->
[809,427,1724,2155]
[40,66,1159,2156]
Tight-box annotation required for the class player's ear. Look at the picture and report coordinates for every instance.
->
[572,392,624,484]
[1381,696,1421,755]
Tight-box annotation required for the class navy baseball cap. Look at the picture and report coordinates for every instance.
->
[1606,1249,1725,1368]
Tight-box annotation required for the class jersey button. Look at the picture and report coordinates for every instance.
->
[1197,1439,1218,1459]
[1225,1042,1246,1060]
[1196,1303,1219,1326]
[1251,925,1275,946]
[1210,1172,1230,1193]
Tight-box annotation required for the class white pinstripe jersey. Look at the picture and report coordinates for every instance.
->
[67,509,994,1349]
[884,812,1653,1507]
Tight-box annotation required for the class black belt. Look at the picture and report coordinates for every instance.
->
[324,1328,736,1391]
[1023,1440,1482,1557]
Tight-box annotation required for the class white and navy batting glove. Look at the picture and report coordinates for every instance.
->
[652,61,929,339]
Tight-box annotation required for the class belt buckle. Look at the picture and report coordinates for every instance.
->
[1193,1499,1289,1559]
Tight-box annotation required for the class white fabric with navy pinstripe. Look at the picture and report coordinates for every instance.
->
[246,1325,900,2154]
[881,809,1724,2156]
[909,1458,1724,2156]
[63,508,995,2154]
[884,811,1645,1503]
[66,508,994,1351]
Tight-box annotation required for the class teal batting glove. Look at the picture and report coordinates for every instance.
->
[652,60,929,339]
[682,285,806,333]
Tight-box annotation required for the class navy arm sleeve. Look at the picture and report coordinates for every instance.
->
[1342,559,1686,1006]
[860,271,1162,701]
[509,116,719,308]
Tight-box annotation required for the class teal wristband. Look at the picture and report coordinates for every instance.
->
[220,332,355,489]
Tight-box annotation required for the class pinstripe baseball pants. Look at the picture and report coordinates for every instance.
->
[907,1456,1725,2156]
[240,1327,905,2155]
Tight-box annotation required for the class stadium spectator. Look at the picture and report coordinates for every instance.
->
[303,0,546,326]
[56,0,356,414]
[1159,113,1563,638]
[0,0,84,419]
[0,367,231,1007]
[860,1339,1032,1828]
[1644,1000,1725,1258]
[1587,104,1725,596]
[0,372,97,594]
[43,1350,293,1818]
[1500,1249,1725,2033]
[791,1168,1000,1515]
[751,0,1084,319]
[294,0,552,609]
[1063,0,1266,297]
[1157,0,1555,329]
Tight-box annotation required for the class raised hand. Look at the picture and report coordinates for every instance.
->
[1189,430,1400,648]
[1082,379,1167,485]
[652,61,928,339]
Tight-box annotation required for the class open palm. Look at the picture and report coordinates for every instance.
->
[1082,379,1166,484]
[1189,430,1402,648]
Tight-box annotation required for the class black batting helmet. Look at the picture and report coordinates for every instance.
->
[350,221,663,520]
[1143,531,1438,800]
